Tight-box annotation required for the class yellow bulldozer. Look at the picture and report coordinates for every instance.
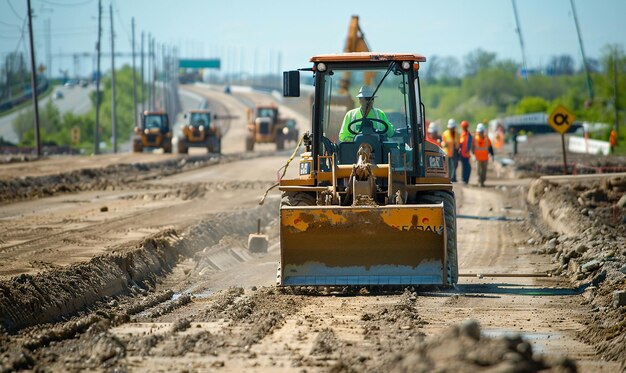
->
[177,109,222,154]
[277,52,457,287]
[132,111,172,153]
[246,104,296,151]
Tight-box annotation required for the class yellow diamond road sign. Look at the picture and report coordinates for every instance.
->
[71,126,80,144]
[548,105,575,135]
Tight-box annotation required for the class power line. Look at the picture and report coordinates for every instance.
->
[7,0,24,21]
[37,0,94,7]
[112,0,132,46]
[0,19,21,27]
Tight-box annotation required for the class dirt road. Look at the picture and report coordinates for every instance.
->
[0,86,622,372]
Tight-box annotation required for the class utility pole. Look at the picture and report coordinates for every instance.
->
[614,53,620,135]
[46,18,51,80]
[131,18,138,131]
[162,44,168,115]
[151,38,156,110]
[110,3,117,153]
[511,0,529,80]
[147,34,152,111]
[140,31,145,115]
[26,0,41,157]
[570,0,594,102]
[95,0,102,154]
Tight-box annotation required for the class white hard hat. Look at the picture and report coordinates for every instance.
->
[476,123,485,133]
[447,118,457,129]
[428,122,438,133]
[356,86,376,98]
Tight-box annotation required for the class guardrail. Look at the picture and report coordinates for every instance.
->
[0,79,50,113]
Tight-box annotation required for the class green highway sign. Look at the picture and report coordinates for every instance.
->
[178,59,221,69]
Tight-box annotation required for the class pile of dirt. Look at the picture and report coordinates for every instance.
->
[512,154,626,178]
[0,151,274,205]
[0,198,278,333]
[526,176,626,363]
[370,319,577,373]
[0,229,182,332]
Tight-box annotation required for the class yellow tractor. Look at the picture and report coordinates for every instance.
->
[245,104,291,151]
[278,52,457,287]
[133,111,172,153]
[177,109,221,154]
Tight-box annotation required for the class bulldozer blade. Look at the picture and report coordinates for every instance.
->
[279,204,447,286]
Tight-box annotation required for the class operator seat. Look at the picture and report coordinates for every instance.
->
[338,118,383,164]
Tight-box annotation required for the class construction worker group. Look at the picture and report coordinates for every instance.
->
[434,119,494,187]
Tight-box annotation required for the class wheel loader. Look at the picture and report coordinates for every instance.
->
[245,104,293,151]
[177,109,221,154]
[278,52,457,287]
[132,111,172,153]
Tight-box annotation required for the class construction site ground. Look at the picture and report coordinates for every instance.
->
[1,85,624,372]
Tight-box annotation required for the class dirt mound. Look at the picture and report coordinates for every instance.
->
[0,198,278,333]
[0,230,181,332]
[526,177,626,363]
[513,154,626,178]
[0,151,274,205]
[375,320,576,373]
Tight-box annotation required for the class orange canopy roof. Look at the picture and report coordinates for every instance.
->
[310,52,426,63]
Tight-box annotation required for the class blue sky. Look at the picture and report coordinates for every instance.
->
[1,0,625,78]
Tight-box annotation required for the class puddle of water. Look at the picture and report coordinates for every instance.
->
[482,328,563,354]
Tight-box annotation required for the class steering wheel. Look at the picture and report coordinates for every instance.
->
[347,117,389,136]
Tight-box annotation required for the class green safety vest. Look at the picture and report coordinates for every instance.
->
[339,108,394,142]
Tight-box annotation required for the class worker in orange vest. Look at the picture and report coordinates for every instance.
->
[472,123,494,187]
[609,129,618,153]
[441,119,460,182]
[426,122,441,143]
[458,120,473,184]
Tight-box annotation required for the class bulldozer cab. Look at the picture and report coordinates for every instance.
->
[256,106,278,124]
[187,112,211,129]
[142,112,170,133]
[285,53,428,182]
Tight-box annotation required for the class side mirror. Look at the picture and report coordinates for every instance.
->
[283,71,300,97]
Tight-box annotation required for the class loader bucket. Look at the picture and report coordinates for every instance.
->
[279,204,447,286]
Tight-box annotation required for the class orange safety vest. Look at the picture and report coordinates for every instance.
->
[609,130,617,146]
[473,134,491,161]
[459,130,472,158]
[441,129,459,157]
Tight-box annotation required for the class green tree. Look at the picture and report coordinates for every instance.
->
[516,96,549,114]
[13,100,63,145]
[464,49,497,76]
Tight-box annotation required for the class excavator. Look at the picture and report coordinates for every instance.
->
[278,52,457,287]
[321,15,376,141]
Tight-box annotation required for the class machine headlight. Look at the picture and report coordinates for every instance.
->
[317,62,327,72]
[282,127,289,135]
[199,126,205,131]
[144,129,149,134]
[401,61,411,70]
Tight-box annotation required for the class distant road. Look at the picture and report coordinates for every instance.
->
[0,84,93,144]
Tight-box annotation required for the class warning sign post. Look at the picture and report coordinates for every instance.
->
[548,105,576,175]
